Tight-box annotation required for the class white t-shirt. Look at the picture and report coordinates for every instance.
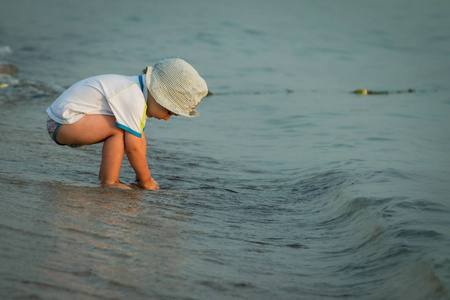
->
[46,74,148,137]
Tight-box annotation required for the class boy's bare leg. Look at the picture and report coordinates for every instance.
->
[99,130,128,189]
[55,115,130,189]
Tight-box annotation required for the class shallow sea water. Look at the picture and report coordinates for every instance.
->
[1,0,450,299]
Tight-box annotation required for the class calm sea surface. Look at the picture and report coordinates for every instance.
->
[1,0,450,299]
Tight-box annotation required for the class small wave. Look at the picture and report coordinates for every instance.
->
[379,259,449,300]
[0,73,64,104]
[0,223,53,239]
[394,228,443,239]
[0,60,65,104]
[394,199,450,213]
[0,45,12,55]
[315,196,392,230]
[290,169,353,201]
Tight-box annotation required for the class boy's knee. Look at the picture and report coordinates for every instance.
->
[110,127,125,138]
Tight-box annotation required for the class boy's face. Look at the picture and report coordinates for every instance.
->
[146,91,176,121]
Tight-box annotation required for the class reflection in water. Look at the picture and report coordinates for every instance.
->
[36,184,188,298]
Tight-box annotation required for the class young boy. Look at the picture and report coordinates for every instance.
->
[46,58,208,190]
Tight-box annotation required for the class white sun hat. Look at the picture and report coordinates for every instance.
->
[145,58,208,117]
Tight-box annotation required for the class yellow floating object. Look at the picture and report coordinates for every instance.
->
[354,89,368,95]
[0,83,9,89]
[353,88,415,95]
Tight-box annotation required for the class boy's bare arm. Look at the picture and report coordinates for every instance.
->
[124,132,159,190]
[141,131,147,153]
